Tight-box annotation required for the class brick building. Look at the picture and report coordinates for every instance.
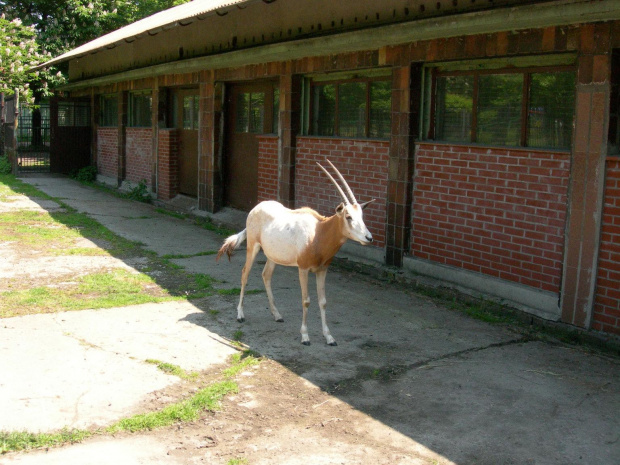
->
[41,0,620,337]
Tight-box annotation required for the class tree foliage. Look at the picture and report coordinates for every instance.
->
[0,1,190,102]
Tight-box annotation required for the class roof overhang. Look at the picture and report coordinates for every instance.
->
[38,0,253,69]
[57,0,620,91]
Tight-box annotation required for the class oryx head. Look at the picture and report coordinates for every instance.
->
[317,160,374,246]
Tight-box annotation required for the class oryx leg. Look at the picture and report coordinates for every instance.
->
[237,241,261,323]
[262,259,283,322]
[298,268,311,345]
[316,269,336,346]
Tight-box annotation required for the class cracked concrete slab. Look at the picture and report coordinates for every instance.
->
[0,302,237,432]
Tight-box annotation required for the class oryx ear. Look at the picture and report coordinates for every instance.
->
[359,199,376,210]
[335,202,345,214]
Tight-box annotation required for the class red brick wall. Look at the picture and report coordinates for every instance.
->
[257,135,278,202]
[96,127,118,178]
[593,159,620,335]
[125,128,153,187]
[157,129,179,201]
[412,143,570,293]
[296,137,389,248]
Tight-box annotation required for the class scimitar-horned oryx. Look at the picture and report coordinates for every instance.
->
[216,160,374,346]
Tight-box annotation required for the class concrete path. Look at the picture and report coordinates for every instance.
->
[1,175,619,464]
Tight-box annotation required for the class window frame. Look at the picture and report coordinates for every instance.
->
[99,94,118,128]
[128,90,153,128]
[308,75,392,140]
[426,61,576,150]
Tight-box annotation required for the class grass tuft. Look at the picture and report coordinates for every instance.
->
[145,359,198,380]
[0,428,91,454]
[106,380,237,434]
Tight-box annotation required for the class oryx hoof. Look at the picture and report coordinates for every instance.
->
[328,341,338,346]
[276,318,284,323]
[237,317,245,323]
[302,340,311,346]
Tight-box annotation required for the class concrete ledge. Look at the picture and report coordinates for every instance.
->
[96,175,118,188]
[403,256,561,322]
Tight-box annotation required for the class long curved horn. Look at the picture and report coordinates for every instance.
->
[326,159,358,205]
[317,162,349,205]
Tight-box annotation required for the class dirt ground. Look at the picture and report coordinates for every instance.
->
[116,357,437,465]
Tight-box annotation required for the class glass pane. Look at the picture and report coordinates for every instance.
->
[170,93,178,129]
[193,95,199,130]
[183,96,193,129]
[58,103,73,127]
[338,82,366,137]
[249,92,265,133]
[131,93,152,127]
[369,80,391,138]
[235,93,249,133]
[100,95,118,127]
[528,72,575,149]
[73,103,90,127]
[477,73,523,146]
[312,84,335,136]
[435,75,473,142]
[273,87,280,134]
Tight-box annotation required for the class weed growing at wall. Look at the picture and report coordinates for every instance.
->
[0,157,12,175]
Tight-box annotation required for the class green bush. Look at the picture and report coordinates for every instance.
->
[72,165,98,183]
[124,180,152,203]
[0,156,12,174]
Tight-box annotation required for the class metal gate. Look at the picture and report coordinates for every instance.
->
[17,103,50,173]
[49,98,91,174]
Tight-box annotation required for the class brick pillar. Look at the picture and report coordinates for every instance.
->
[560,24,611,328]
[385,64,421,267]
[278,63,301,208]
[117,91,128,186]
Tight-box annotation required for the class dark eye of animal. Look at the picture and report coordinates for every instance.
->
[346,215,352,221]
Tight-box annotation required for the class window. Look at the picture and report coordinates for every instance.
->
[58,101,90,127]
[431,65,575,149]
[235,91,265,133]
[310,77,391,139]
[182,94,199,130]
[129,91,152,127]
[99,94,118,127]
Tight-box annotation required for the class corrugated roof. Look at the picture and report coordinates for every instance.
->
[40,0,253,68]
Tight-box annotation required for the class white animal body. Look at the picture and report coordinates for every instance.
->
[217,160,374,346]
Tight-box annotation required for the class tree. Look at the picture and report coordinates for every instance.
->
[0,13,55,104]
[0,1,192,59]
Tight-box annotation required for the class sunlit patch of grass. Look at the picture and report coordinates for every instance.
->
[106,380,238,433]
[51,247,110,256]
[222,351,260,378]
[145,359,199,380]
[0,269,179,318]
[0,428,91,454]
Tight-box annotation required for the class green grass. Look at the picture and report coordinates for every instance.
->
[217,288,264,296]
[222,351,260,378]
[145,359,198,380]
[0,269,179,318]
[161,251,217,260]
[0,429,91,455]
[155,208,186,220]
[0,175,53,201]
[106,380,238,433]
[227,458,249,465]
